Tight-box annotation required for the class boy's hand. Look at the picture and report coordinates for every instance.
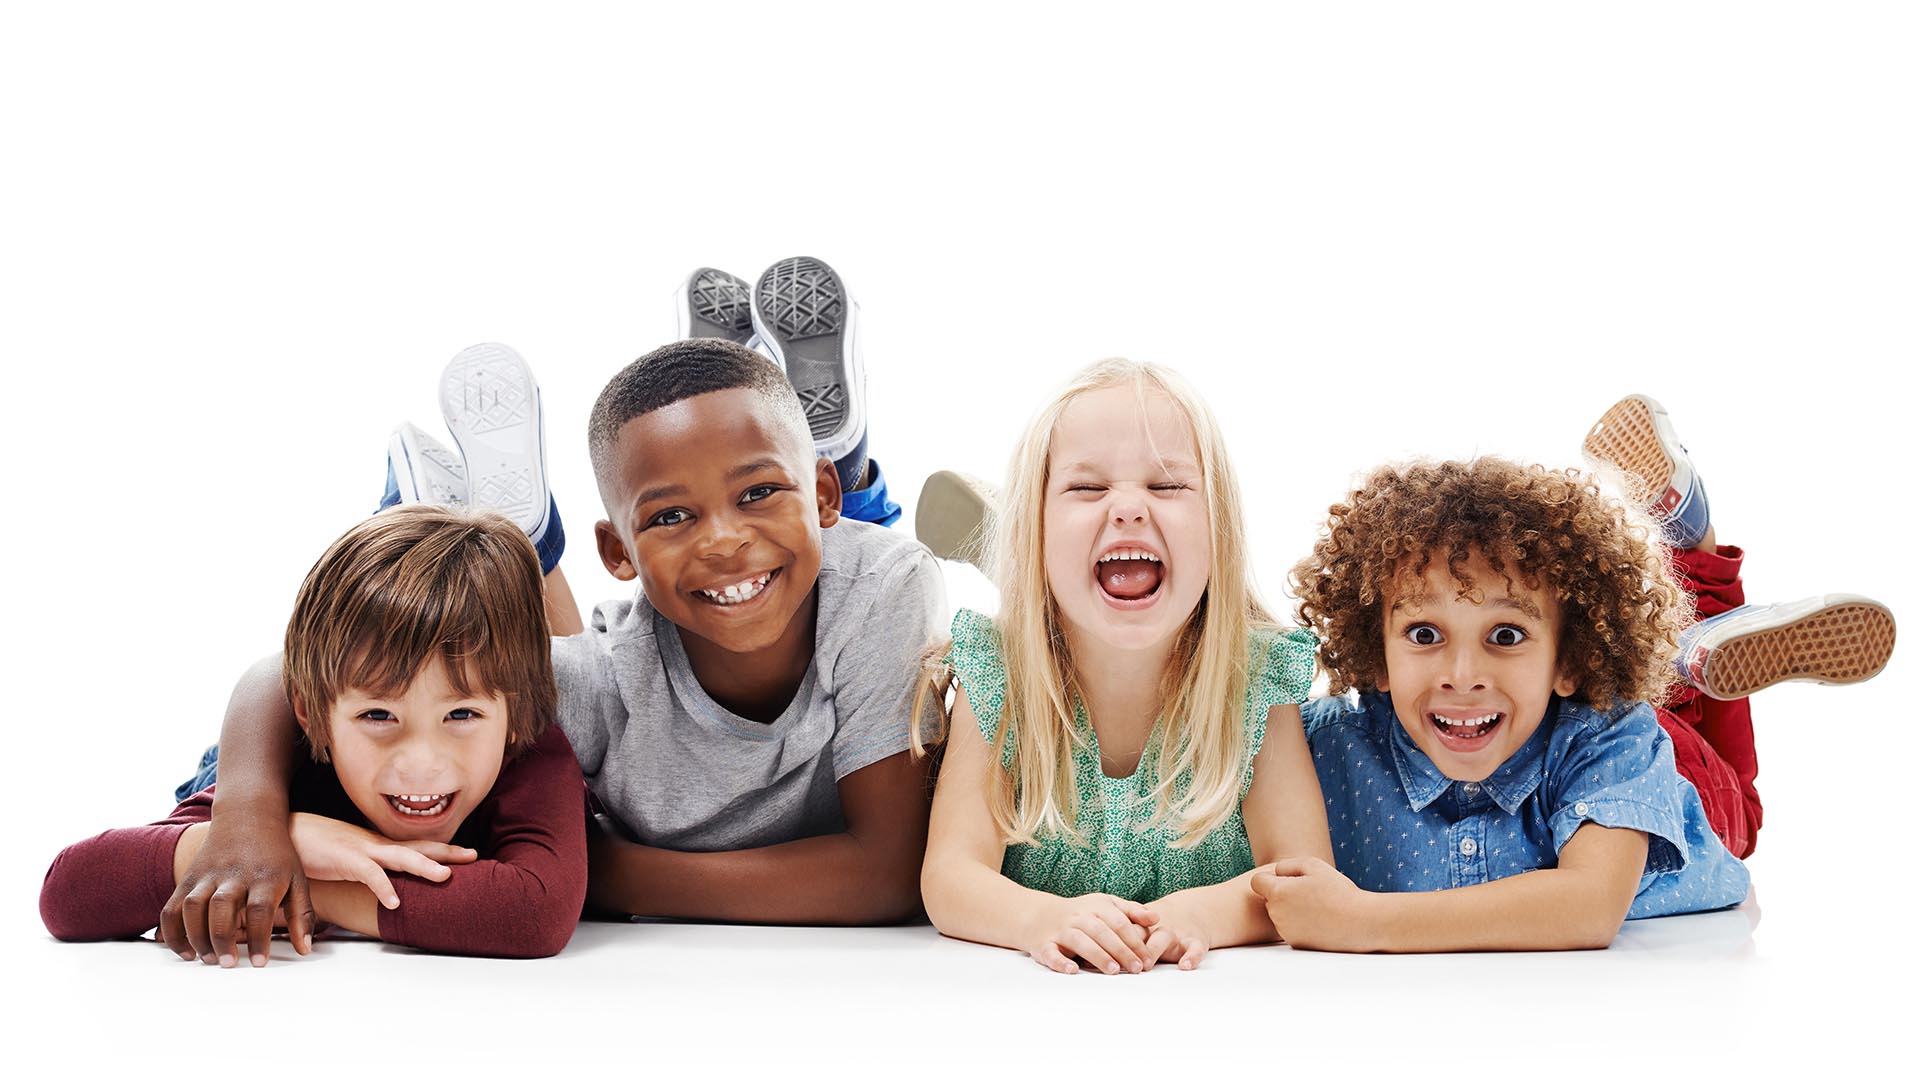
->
[1135,897,1214,971]
[162,811,313,968]
[288,813,476,910]
[1025,893,1159,975]
[1251,856,1376,952]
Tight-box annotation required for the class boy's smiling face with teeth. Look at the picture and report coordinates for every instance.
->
[594,386,839,661]
[1379,551,1578,782]
[308,657,511,845]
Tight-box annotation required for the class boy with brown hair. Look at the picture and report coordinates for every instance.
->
[169,268,940,961]
[41,505,588,961]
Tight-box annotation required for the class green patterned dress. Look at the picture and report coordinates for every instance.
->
[945,608,1318,903]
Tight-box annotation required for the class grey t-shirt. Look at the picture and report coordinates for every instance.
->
[551,520,945,852]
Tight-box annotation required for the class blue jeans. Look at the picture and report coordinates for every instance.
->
[175,744,220,802]
[842,457,901,527]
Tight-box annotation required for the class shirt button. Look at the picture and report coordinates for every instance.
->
[1575,801,1590,816]
[1459,838,1478,857]
[1462,782,1481,796]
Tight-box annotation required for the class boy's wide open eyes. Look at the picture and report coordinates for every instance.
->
[1405,623,1443,647]
[1487,625,1528,647]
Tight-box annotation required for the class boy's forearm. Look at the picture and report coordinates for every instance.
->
[309,879,381,937]
[589,828,923,925]
[1156,871,1279,950]
[1349,870,1633,953]
[209,654,302,813]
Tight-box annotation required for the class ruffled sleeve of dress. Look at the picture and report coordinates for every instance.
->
[1239,626,1321,797]
[945,607,1016,768]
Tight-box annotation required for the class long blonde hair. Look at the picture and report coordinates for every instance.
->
[914,359,1274,848]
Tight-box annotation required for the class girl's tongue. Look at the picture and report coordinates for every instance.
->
[1098,559,1164,600]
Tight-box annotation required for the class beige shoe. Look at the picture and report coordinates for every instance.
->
[915,470,997,569]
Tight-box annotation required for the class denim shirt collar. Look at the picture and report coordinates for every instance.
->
[1383,695,1556,814]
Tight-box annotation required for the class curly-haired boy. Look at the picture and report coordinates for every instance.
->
[1256,395,1896,951]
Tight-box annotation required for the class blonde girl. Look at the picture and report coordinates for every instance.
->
[915,359,1332,974]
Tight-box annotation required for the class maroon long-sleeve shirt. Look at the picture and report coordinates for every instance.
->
[41,725,588,959]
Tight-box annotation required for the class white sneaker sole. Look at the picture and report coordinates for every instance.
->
[388,421,467,506]
[438,343,548,537]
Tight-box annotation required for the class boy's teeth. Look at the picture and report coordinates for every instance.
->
[700,572,772,605]
[388,793,451,816]
[1432,713,1499,727]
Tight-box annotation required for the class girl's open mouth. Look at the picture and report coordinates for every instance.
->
[1428,711,1505,752]
[384,792,455,817]
[1095,547,1164,605]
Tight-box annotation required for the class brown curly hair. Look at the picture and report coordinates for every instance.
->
[1289,457,1684,708]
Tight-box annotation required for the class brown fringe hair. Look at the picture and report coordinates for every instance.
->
[283,505,556,758]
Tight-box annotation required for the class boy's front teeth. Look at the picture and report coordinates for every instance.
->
[1431,713,1500,736]
[701,572,772,605]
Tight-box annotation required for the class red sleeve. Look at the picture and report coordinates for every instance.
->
[376,726,588,958]
[40,793,214,941]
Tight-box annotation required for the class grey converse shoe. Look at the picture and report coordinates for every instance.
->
[675,267,765,352]
[751,256,867,494]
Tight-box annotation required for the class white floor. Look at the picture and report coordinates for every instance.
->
[5,3,1915,1072]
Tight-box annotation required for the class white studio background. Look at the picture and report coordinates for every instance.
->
[2,1,1913,1072]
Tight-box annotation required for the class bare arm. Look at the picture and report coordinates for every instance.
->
[159,655,312,967]
[1145,703,1333,962]
[587,749,931,925]
[1254,822,1649,953]
[919,684,1156,974]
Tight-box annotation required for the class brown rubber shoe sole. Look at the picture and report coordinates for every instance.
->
[1583,394,1674,498]
[1699,600,1897,700]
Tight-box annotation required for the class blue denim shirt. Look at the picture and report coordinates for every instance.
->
[1303,691,1750,919]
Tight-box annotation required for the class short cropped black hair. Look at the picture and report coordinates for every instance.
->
[587,338,812,496]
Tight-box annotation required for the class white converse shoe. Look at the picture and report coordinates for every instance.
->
[438,343,550,540]
[1675,595,1897,700]
[382,421,468,508]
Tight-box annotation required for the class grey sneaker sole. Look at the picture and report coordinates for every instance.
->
[752,256,866,465]
[1697,598,1896,700]
[915,470,998,568]
[438,343,548,537]
[676,268,758,345]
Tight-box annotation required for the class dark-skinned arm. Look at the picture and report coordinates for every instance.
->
[158,654,313,967]
[587,749,931,925]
